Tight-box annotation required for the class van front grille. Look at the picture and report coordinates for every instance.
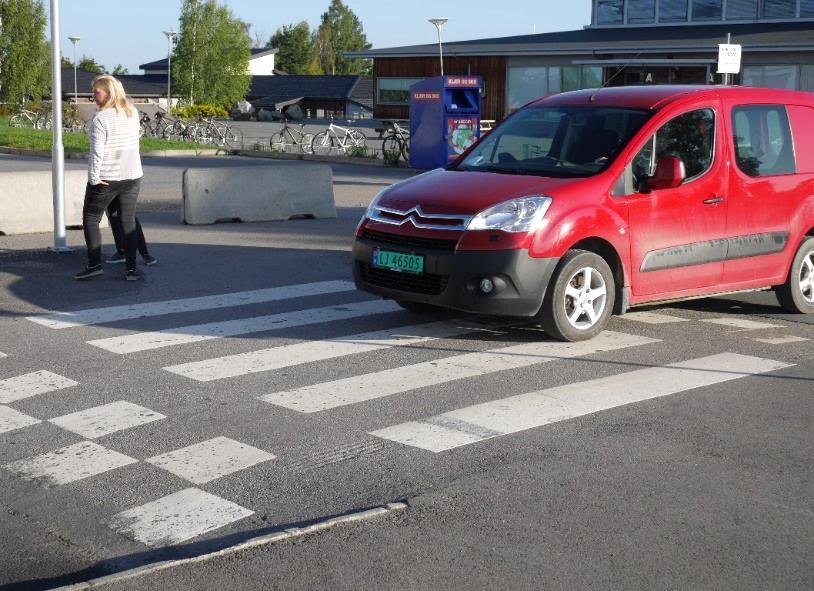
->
[357,263,448,295]
[361,229,458,252]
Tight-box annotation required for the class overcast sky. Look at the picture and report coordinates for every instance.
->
[52,0,590,74]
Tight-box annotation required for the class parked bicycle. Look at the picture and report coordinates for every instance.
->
[311,119,367,155]
[270,119,314,154]
[164,118,195,142]
[381,120,410,161]
[9,104,48,129]
[191,117,244,149]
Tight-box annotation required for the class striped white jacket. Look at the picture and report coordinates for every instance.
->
[87,107,143,185]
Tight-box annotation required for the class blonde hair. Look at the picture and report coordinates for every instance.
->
[91,75,134,117]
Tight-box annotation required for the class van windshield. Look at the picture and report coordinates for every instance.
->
[456,106,653,178]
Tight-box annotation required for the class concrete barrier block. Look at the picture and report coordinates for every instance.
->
[0,170,105,235]
[181,163,336,225]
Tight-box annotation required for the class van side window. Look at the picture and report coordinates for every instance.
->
[732,105,796,177]
[631,108,715,191]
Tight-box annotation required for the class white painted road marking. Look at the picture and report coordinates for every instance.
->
[49,401,166,439]
[623,311,689,324]
[108,488,254,547]
[261,331,659,413]
[371,353,792,452]
[700,318,784,330]
[164,320,491,382]
[0,405,41,434]
[26,281,356,329]
[87,299,402,354]
[146,436,276,485]
[753,335,810,345]
[3,441,138,486]
[0,371,78,404]
[0,352,7,358]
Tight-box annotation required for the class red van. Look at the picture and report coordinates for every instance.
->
[353,86,814,341]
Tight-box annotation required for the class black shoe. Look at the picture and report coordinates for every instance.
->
[125,269,141,282]
[105,251,126,264]
[142,254,158,267]
[74,265,103,280]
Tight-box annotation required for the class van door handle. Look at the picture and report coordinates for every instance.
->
[703,196,724,205]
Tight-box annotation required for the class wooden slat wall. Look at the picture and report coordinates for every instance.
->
[373,57,506,121]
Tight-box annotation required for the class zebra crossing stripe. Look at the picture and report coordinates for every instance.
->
[261,331,659,413]
[87,299,402,354]
[0,352,7,359]
[49,401,166,439]
[623,311,689,324]
[26,281,355,329]
[370,353,792,453]
[700,318,784,330]
[3,441,138,487]
[0,371,78,404]
[0,405,41,434]
[164,319,491,382]
[108,488,253,547]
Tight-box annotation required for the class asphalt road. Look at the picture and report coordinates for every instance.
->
[0,153,811,590]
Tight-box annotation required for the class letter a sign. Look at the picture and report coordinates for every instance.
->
[717,44,742,75]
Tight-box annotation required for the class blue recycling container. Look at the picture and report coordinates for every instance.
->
[409,76,482,170]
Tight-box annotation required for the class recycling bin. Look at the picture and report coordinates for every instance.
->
[409,75,482,169]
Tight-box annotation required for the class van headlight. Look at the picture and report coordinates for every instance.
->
[466,196,552,233]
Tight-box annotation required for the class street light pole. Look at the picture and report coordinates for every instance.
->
[68,36,80,104]
[429,18,448,77]
[162,30,176,111]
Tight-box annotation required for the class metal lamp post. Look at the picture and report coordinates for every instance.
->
[162,29,176,110]
[67,36,80,104]
[429,18,448,77]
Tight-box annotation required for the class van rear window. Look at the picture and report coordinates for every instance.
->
[456,106,653,178]
[732,105,796,177]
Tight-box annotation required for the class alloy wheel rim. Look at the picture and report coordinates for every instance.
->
[798,250,814,304]
[563,266,608,330]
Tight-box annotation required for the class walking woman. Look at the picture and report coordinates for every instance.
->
[74,75,143,281]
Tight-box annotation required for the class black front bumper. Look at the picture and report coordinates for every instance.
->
[352,237,559,317]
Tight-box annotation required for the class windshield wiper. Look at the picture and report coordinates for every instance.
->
[475,164,534,175]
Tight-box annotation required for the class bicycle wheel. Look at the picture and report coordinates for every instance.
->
[348,129,366,149]
[37,114,53,130]
[311,131,334,156]
[225,126,244,149]
[9,114,30,128]
[192,125,213,145]
[270,131,287,152]
[299,133,314,154]
[382,134,403,159]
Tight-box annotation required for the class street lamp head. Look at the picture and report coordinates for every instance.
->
[429,18,448,30]
[68,36,80,44]
[162,30,177,40]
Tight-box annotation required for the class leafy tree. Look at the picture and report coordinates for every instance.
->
[0,0,50,104]
[267,22,316,75]
[111,64,128,75]
[61,55,73,68]
[78,55,106,74]
[173,0,252,107]
[315,0,371,75]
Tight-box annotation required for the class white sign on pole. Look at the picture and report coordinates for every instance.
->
[717,44,742,74]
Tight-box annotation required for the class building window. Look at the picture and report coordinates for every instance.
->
[507,66,549,110]
[377,78,423,105]
[726,0,758,19]
[596,0,624,24]
[659,0,689,21]
[692,0,722,20]
[582,66,603,88]
[762,0,796,18]
[628,0,656,23]
[742,65,798,90]
[732,106,795,177]
[563,67,581,92]
[803,0,814,17]
[800,66,814,92]
[548,67,562,93]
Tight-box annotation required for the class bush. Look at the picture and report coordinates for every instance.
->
[171,103,229,120]
[383,149,402,167]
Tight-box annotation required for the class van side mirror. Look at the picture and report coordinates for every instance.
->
[646,155,686,191]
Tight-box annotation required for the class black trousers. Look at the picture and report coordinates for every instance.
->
[82,178,141,269]
[106,199,148,257]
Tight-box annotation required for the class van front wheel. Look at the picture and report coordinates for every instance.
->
[775,237,814,314]
[538,250,615,342]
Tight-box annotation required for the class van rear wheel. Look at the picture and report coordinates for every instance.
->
[775,237,814,314]
[538,250,615,342]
